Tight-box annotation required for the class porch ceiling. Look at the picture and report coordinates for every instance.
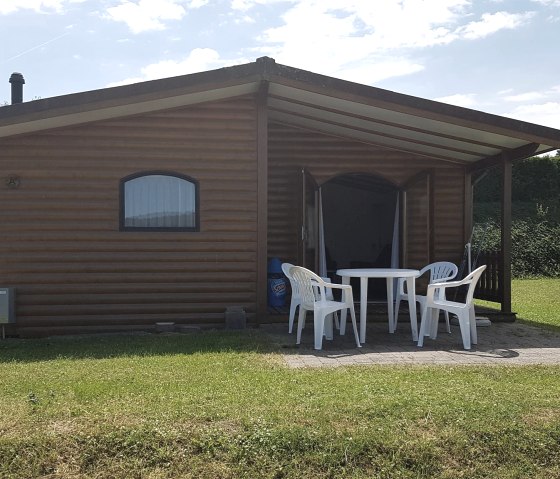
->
[265,82,557,166]
[1,57,559,169]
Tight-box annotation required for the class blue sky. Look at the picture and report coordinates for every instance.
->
[1,0,560,130]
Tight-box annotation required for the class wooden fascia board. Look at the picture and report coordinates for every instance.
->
[467,143,540,173]
[0,86,259,138]
[0,63,264,123]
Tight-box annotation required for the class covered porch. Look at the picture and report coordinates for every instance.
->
[254,57,560,322]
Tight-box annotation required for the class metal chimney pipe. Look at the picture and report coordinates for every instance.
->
[9,72,25,104]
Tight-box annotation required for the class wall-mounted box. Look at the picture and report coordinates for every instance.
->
[0,288,15,324]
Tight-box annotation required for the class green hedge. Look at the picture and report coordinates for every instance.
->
[475,155,560,203]
[472,219,560,278]
[473,154,560,278]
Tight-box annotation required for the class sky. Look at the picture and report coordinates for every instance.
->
[1,0,560,132]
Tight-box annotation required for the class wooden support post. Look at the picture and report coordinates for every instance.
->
[256,80,269,326]
[500,154,512,314]
[464,168,473,248]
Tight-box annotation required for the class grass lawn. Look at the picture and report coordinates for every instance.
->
[477,278,560,329]
[1,279,559,478]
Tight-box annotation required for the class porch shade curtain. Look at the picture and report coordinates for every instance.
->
[391,194,399,269]
[124,174,196,228]
[391,193,400,299]
[318,187,327,277]
[318,187,400,281]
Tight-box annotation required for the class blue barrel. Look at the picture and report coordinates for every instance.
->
[267,257,287,307]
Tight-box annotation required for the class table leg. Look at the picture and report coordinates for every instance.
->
[360,277,368,343]
[406,277,418,342]
[339,276,350,336]
[386,278,394,333]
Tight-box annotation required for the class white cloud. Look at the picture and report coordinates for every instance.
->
[504,91,545,102]
[104,0,207,33]
[504,102,560,129]
[531,0,560,6]
[233,13,256,24]
[250,1,535,85]
[107,48,247,86]
[105,0,185,33]
[230,0,291,11]
[335,59,424,85]
[457,11,534,40]
[0,0,84,14]
[433,93,477,108]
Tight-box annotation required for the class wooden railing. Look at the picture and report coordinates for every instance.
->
[474,250,502,303]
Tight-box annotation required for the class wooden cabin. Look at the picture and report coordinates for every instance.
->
[1,57,559,336]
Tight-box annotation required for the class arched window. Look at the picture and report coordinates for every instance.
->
[120,172,199,231]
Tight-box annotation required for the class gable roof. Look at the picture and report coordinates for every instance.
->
[1,56,559,171]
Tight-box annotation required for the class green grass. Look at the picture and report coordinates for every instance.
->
[477,278,560,329]
[2,282,560,478]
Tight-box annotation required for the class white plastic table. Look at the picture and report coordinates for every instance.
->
[336,268,420,344]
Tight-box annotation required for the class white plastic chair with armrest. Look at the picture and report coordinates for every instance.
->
[318,277,340,331]
[281,262,300,333]
[394,261,458,333]
[290,265,361,350]
[417,265,486,350]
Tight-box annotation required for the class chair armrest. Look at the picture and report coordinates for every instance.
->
[323,282,352,291]
[427,278,471,296]
[418,265,431,277]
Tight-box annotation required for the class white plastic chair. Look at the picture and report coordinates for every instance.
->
[394,261,458,334]
[281,262,300,334]
[319,277,340,331]
[417,265,487,350]
[289,265,361,350]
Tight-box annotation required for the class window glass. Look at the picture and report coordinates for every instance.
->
[123,174,197,230]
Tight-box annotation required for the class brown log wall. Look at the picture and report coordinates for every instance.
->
[267,123,466,270]
[0,97,259,336]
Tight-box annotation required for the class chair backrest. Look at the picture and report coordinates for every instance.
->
[462,264,487,305]
[420,261,458,284]
[289,265,325,309]
[281,262,298,298]
[281,262,294,280]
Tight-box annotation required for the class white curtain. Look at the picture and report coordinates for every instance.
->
[391,193,399,269]
[390,193,400,299]
[124,175,196,228]
[318,187,327,277]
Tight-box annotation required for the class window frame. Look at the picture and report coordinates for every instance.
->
[119,170,200,232]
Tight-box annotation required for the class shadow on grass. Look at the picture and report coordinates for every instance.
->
[517,317,560,333]
[0,329,275,364]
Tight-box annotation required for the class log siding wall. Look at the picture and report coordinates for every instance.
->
[267,123,466,270]
[0,97,259,336]
[0,101,467,336]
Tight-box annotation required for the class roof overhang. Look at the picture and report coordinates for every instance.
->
[1,57,559,170]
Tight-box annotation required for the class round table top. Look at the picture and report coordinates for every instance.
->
[336,268,420,278]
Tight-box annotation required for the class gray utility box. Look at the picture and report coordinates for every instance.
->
[225,306,246,330]
[0,288,15,324]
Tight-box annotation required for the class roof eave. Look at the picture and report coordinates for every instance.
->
[0,59,266,136]
[0,56,559,162]
[264,62,560,148]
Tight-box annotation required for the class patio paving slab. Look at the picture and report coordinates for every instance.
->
[261,320,560,368]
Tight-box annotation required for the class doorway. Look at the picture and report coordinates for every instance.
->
[321,173,399,300]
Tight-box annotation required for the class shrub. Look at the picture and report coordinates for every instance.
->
[472,219,560,278]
